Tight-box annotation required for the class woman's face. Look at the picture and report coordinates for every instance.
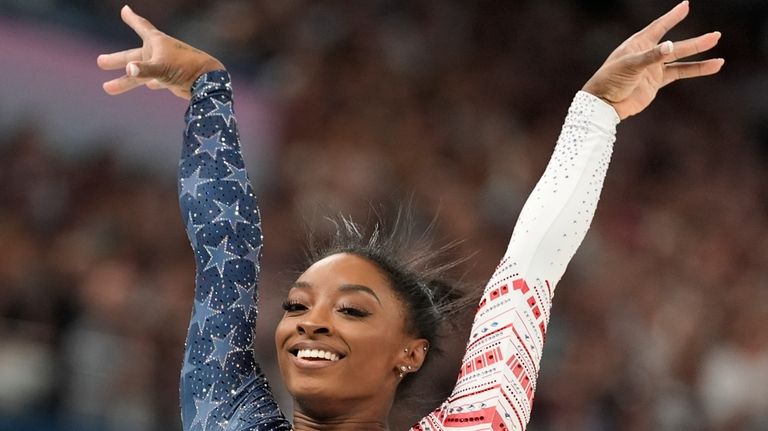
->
[274,253,422,413]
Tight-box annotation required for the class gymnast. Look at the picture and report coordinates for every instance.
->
[98,2,722,430]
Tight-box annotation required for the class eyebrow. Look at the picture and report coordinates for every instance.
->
[291,281,381,305]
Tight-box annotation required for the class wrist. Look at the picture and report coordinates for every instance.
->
[184,59,226,100]
[201,57,226,75]
[581,81,611,106]
[193,58,226,83]
[189,69,232,102]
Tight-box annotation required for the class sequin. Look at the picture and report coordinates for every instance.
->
[179,71,291,430]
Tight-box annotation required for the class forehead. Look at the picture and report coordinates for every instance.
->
[296,253,396,299]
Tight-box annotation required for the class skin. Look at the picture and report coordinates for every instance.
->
[275,253,427,430]
[581,1,723,119]
[98,2,724,429]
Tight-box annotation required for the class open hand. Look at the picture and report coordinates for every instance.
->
[97,6,224,100]
[582,1,724,120]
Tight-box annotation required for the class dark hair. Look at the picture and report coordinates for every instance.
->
[304,206,471,391]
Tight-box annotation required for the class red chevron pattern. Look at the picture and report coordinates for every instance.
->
[410,91,618,430]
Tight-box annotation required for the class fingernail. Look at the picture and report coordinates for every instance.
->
[127,63,139,77]
[660,40,674,55]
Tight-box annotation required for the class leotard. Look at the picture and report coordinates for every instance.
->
[178,70,619,431]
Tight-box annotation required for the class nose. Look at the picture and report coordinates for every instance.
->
[296,321,331,336]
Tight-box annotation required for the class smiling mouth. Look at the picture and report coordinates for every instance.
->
[290,348,343,362]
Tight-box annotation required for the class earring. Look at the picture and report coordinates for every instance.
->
[398,365,407,378]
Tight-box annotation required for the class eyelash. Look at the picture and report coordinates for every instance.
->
[337,304,371,318]
[280,300,371,318]
[281,300,306,313]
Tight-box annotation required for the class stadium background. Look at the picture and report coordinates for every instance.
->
[0,1,767,430]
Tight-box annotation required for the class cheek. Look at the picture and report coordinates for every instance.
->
[344,321,405,365]
[274,317,291,348]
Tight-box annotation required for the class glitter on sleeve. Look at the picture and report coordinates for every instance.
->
[178,71,292,431]
[413,92,620,431]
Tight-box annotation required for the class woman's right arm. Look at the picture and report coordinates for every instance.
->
[98,7,292,430]
[178,70,291,431]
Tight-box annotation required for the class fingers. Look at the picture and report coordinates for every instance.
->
[670,31,721,62]
[627,31,722,73]
[102,75,148,95]
[662,58,725,87]
[101,75,167,96]
[121,5,157,40]
[97,48,143,71]
[626,40,675,70]
[638,0,690,43]
[126,61,169,80]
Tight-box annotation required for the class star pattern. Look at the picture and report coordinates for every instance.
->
[190,290,220,335]
[186,212,204,249]
[182,346,198,377]
[231,282,258,321]
[181,167,213,199]
[178,71,311,430]
[185,114,202,137]
[223,161,250,194]
[205,98,236,127]
[243,239,261,267]
[207,327,243,368]
[194,131,227,160]
[203,236,238,277]
[212,200,248,232]
[191,388,224,431]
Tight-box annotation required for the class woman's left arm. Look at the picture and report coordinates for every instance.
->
[413,2,723,430]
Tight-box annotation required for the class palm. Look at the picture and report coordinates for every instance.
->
[582,1,723,119]
[620,73,662,118]
[607,40,665,118]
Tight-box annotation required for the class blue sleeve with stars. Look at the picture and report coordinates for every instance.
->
[178,70,292,431]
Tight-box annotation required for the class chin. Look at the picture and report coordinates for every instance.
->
[280,361,338,400]
[289,383,350,419]
[286,376,335,399]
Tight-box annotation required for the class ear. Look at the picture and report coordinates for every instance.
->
[397,338,429,375]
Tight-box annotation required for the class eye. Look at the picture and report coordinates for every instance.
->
[337,304,371,318]
[281,299,307,314]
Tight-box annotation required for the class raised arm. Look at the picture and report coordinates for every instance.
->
[413,2,722,430]
[98,7,291,430]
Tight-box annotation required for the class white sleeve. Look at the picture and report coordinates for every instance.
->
[412,91,619,431]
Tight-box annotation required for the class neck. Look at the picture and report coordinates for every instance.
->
[289,381,397,430]
[291,398,392,431]
[292,412,388,431]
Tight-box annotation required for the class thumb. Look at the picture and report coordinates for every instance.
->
[628,40,674,69]
[126,61,167,80]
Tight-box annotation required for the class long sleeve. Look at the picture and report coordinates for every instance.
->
[178,71,291,431]
[413,92,620,430]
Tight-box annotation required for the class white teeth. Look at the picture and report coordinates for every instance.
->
[296,349,340,361]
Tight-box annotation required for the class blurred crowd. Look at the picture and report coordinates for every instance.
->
[1,0,768,430]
